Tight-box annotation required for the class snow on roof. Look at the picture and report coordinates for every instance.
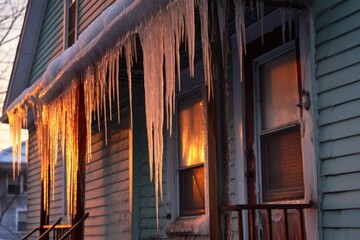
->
[6,0,170,111]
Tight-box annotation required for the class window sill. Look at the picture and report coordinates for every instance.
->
[165,214,209,236]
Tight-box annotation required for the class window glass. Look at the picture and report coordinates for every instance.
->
[258,48,304,201]
[18,210,27,232]
[178,91,206,216]
[8,174,20,194]
[260,50,298,130]
[178,92,206,168]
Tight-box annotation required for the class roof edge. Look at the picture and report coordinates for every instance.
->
[3,0,47,115]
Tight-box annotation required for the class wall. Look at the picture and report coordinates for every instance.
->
[313,0,360,239]
[26,130,41,240]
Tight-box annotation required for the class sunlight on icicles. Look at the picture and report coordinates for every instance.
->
[139,17,165,229]
[7,105,28,178]
[125,35,137,130]
[35,82,80,216]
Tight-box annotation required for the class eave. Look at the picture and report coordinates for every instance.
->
[1,0,47,122]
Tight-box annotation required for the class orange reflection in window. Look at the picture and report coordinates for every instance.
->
[179,93,205,168]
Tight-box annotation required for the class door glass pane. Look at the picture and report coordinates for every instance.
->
[260,50,298,130]
[178,92,206,168]
[261,127,304,201]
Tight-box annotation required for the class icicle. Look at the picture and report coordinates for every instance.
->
[184,0,196,78]
[7,105,27,178]
[234,0,246,82]
[116,49,121,123]
[171,1,184,92]
[164,9,176,136]
[197,0,213,100]
[280,7,294,44]
[139,14,165,229]
[125,35,137,130]
[217,0,228,71]
[254,0,265,44]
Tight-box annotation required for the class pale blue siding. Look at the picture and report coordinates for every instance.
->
[314,0,360,238]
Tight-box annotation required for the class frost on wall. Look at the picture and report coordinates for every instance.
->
[6,0,297,227]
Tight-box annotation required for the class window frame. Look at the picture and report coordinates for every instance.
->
[63,0,78,49]
[176,90,207,217]
[7,173,20,195]
[16,208,27,233]
[165,63,210,235]
[254,40,304,203]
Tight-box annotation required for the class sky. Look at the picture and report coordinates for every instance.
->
[0,0,27,114]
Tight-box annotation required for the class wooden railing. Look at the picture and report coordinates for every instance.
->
[59,213,89,240]
[221,202,313,240]
[20,213,89,240]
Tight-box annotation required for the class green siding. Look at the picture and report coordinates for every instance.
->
[78,0,116,35]
[26,130,41,240]
[28,0,63,86]
[315,0,360,238]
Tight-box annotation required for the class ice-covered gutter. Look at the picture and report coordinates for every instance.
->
[6,0,162,110]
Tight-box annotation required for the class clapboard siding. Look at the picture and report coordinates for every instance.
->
[132,77,168,239]
[78,0,116,35]
[26,130,41,240]
[322,154,360,176]
[84,109,131,240]
[315,0,360,238]
[29,0,63,86]
[323,210,360,228]
[315,8,360,46]
[323,228,360,240]
[318,99,360,126]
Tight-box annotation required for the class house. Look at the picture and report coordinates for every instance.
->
[1,0,360,239]
[0,123,27,240]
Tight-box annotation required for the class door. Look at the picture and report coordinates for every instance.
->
[244,27,305,240]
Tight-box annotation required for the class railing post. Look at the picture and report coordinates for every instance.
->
[238,210,243,240]
[299,209,305,240]
[267,209,273,240]
[282,209,288,240]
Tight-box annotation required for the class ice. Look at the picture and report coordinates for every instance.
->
[139,16,164,228]
[280,7,294,43]
[217,0,228,70]
[234,0,246,82]
[125,35,137,129]
[197,0,213,100]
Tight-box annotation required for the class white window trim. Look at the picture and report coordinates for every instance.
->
[165,63,210,236]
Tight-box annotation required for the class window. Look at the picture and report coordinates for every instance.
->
[64,0,77,48]
[7,171,27,194]
[8,174,20,194]
[256,44,304,202]
[177,91,206,216]
[17,209,27,232]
